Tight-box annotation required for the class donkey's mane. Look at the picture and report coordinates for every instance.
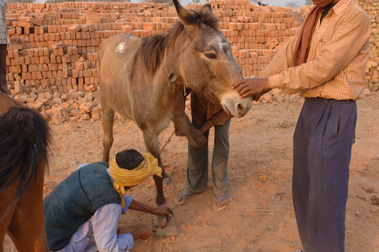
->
[135,7,219,75]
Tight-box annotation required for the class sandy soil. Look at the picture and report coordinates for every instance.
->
[4,94,379,252]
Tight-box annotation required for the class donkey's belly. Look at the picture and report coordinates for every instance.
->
[148,113,173,135]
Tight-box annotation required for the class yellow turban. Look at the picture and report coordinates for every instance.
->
[109,153,162,208]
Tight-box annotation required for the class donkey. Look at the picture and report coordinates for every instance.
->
[98,0,252,205]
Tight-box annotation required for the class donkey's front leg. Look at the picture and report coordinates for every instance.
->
[172,113,207,150]
[172,93,207,150]
[101,104,115,163]
[142,129,166,205]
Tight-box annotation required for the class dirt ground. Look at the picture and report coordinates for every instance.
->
[4,94,379,252]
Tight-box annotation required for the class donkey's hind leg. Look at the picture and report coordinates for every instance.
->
[142,129,166,205]
[101,104,115,163]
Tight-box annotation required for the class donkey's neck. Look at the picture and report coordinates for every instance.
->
[134,22,185,78]
[130,23,188,112]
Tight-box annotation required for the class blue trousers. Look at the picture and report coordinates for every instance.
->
[185,119,230,197]
[293,98,357,252]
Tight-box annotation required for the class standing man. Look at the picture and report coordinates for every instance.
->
[44,149,173,252]
[175,92,232,212]
[232,0,371,251]
[0,0,8,95]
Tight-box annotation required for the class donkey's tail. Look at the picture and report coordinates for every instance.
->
[0,106,50,215]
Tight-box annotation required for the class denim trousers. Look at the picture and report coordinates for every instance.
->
[185,119,230,197]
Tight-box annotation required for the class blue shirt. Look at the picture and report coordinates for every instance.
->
[53,165,134,252]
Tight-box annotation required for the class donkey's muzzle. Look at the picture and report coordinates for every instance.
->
[222,96,252,118]
[236,102,249,117]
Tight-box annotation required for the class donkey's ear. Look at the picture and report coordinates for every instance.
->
[172,0,197,26]
[200,4,212,15]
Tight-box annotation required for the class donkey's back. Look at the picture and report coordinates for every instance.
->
[99,33,141,120]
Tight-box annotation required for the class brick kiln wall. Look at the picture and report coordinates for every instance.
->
[5,0,377,94]
[3,0,377,123]
[5,0,301,95]
[359,0,378,91]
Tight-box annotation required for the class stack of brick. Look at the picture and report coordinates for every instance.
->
[359,0,378,91]
[190,0,301,77]
[3,0,377,124]
[5,0,303,95]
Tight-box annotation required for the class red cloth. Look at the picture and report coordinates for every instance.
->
[291,6,322,67]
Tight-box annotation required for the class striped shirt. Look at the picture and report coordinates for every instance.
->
[0,0,6,45]
[260,0,371,100]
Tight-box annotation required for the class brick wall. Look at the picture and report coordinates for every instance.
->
[5,0,378,95]
[359,0,378,91]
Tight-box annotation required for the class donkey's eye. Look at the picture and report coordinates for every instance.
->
[205,53,217,59]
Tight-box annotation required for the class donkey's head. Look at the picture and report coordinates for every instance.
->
[166,0,252,118]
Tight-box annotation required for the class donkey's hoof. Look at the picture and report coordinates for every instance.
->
[163,176,171,186]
